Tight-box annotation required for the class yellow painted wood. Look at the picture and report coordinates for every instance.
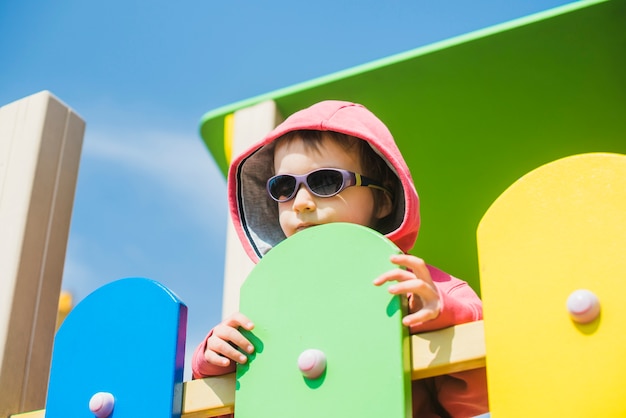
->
[223,113,233,165]
[182,374,235,417]
[478,153,626,417]
[9,321,485,417]
[9,411,44,418]
[411,320,485,380]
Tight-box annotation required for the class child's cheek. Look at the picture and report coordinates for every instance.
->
[278,210,293,237]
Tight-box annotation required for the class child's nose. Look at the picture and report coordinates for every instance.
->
[292,185,316,212]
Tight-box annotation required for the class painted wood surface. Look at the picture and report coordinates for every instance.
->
[234,223,411,417]
[45,278,187,418]
[478,153,626,417]
[11,320,484,418]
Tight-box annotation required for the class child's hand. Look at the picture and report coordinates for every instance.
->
[204,312,255,368]
[373,254,441,327]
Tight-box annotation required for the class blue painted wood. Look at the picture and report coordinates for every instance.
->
[45,278,187,418]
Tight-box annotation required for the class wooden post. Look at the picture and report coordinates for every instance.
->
[0,91,84,416]
[222,100,282,319]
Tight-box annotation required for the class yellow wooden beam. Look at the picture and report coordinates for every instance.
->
[9,411,44,418]
[10,321,485,418]
[411,319,485,380]
[182,373,236,417]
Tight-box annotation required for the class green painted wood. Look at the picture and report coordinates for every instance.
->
[199,0,625,294]
[235,223,411,418]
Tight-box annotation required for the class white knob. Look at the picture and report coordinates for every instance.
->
[298,349,327,379]
[567,289,600,324]
[89,392,115,417]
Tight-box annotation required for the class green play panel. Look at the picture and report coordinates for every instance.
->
[235,223,410,418]
[199,0,626,293]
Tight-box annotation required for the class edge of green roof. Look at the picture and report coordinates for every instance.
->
[199,0,609,176]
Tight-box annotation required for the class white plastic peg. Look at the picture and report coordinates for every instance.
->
[89,392,115,417]
[298,349,327,379]
[567,289,601,324]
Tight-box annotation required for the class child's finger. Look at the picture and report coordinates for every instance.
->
[387,279,438,300]
[213,325,255,354]
[373,268,415,286]
[205,339,247,366]
[390,254,433,285]
[206,332,252,364]
[223,312,255,331]
[204,347,234,367]
[402,308,439,327]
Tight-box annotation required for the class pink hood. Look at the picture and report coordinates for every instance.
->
[227,100,420,263]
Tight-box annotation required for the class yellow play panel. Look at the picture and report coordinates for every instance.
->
[478,153,626,416]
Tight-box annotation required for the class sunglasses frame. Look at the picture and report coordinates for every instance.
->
[266,168,391,202]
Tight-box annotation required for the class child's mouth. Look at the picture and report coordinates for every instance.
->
[296,223,317,233]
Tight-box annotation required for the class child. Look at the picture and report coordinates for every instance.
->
[192,100,488,417]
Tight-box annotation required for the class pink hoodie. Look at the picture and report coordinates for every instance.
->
[193,100,488,417]
[228,100,419,261]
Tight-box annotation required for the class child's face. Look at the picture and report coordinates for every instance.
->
[273,135,387,237]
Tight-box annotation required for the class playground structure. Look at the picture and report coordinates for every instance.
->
[1,0,625,416]
[0,91,84,417]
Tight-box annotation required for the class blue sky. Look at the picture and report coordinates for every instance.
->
[1,0,573,379]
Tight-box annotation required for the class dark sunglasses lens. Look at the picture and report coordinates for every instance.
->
[308,170,343,196]
[269,176,296,201]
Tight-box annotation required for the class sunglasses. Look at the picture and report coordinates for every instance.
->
[267,168,392,203]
